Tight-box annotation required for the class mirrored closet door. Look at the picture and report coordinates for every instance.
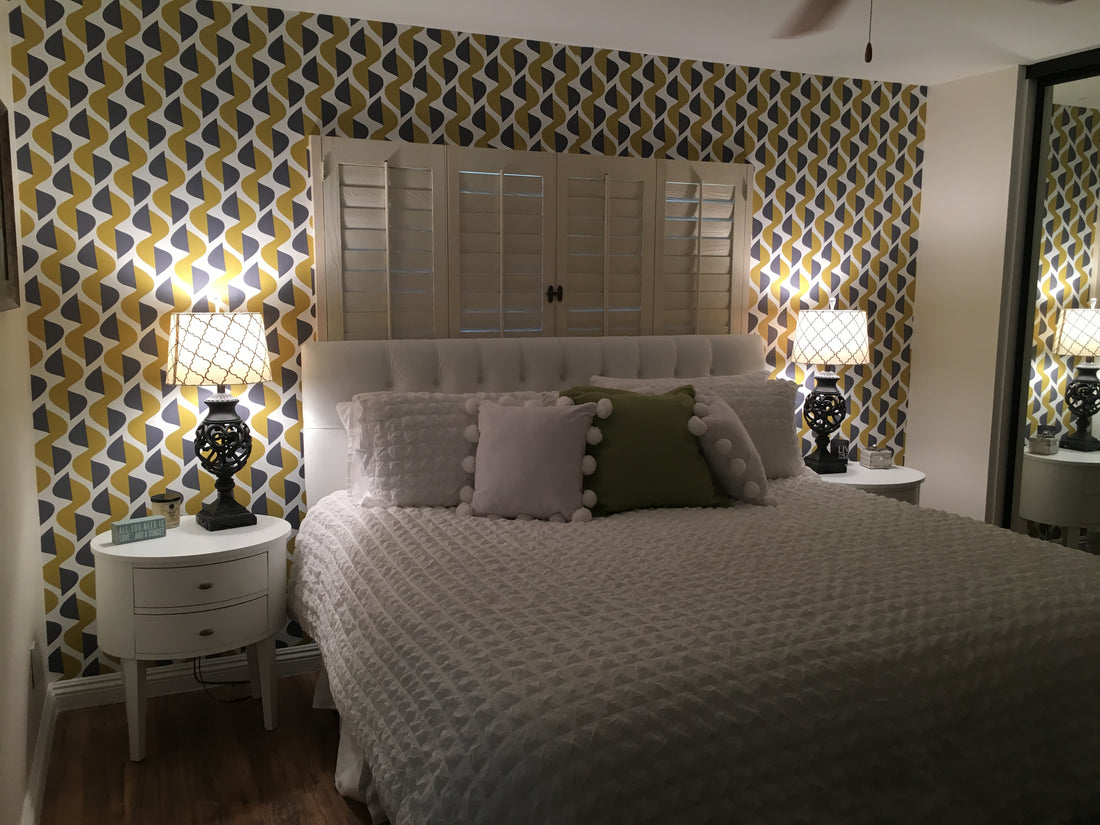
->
[1011,58,1100,551]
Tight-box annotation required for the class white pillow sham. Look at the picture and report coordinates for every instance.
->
[588,374,803,479]
[339,390,558,507]
[465,401,599,521]
[692,390,773,504]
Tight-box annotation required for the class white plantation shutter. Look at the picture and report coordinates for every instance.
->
[311,138,754,342]
[556,155,656,336]
[654,159,753,335]
[447,147,556,337]
[312,137,447,340]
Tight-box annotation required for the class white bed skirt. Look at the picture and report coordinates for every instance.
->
[313,668,388,823]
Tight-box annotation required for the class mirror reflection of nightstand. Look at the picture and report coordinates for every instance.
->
[1019,450,1100,551]
[818,463,925,504]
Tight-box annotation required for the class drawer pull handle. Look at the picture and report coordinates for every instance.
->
[197,583,214,590]
[198,628,215,637]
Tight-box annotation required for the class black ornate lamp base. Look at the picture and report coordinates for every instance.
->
[803,371,849,474]
[805,446,848,474]
[194,388,257,532]
[1060,429,1100,452]
[197,477,258,530]
[1061,365,1100,453]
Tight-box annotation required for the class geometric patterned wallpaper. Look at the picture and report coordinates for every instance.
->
[10,0,925,678]
[1028,104,1100,436]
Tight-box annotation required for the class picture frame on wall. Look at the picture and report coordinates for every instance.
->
[0,101,20,312]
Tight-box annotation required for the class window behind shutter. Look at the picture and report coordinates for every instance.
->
[556,155,656,336]
[654,159,753,335]
[312,137,447,341]
[446,147,556,337]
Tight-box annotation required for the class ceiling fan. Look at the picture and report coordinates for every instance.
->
[779,0,1075,37]
[777,0,1076,63]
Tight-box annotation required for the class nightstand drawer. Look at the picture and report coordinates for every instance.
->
[133,596,268,655]
[133,553,268,608]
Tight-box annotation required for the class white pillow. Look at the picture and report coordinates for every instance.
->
[692,390,773,504]
[466,401,598,521]
[339,391,558,507]
[588,374,803,478]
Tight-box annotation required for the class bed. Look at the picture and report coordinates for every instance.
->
[289,334,1100,825]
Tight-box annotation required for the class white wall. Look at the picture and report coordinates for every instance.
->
[0,12,47,825]
[0,307,42,825]
[907,67,1023,520]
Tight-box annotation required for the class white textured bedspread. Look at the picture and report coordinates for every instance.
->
[289,475,1100,825]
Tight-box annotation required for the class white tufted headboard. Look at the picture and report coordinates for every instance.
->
[301,334,767,504]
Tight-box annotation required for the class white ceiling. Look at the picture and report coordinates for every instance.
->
[242,0,1100,87]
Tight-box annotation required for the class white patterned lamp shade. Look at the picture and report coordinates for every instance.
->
[165,312,272,388]
[791,308,870,367]
[1054,302,1100,453]
[164,311,271,530]
[1054,305,1100,359]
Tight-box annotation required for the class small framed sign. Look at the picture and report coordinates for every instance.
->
[110,516,167,545]
[831,437,850,462]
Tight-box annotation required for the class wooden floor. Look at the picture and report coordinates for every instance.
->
[41,671,376,825]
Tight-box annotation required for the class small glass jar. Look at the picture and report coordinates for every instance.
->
[149,490,183,528]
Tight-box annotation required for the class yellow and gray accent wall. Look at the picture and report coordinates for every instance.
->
[11,0,925,678]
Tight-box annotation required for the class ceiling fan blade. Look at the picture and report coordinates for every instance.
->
[777,0,850,38]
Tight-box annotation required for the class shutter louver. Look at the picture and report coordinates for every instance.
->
[557,156,656,336]
[312,138,447,341]
[448,147,555,337]
[340,163,435,339]
[655,160,753,335]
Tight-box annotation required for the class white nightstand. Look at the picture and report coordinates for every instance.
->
[1019,449,1100,549]
[818,463,926,504]
[91,515,291,761]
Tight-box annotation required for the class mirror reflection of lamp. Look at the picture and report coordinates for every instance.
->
[164,312,272,530]
[791,301,870,474]
[1054,299,1100,452]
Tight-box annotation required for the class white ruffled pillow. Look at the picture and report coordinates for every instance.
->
[457,401,599,522]
[339,391,558,507]
[692,390,773,505]
[588,374,803,479]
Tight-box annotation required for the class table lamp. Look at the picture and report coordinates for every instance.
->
[1054,299,1100,452]
[791,303,870,474]
[165,312,272,530]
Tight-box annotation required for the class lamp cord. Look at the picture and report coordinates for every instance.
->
[192,656,253,704]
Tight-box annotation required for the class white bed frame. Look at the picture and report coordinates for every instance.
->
[301,334,767,503]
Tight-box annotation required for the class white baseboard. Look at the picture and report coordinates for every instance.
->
[20,643,321,825]
[50,642,321,711]
[20,685,55,825]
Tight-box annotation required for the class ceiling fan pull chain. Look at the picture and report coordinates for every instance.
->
[864,0,874,63]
